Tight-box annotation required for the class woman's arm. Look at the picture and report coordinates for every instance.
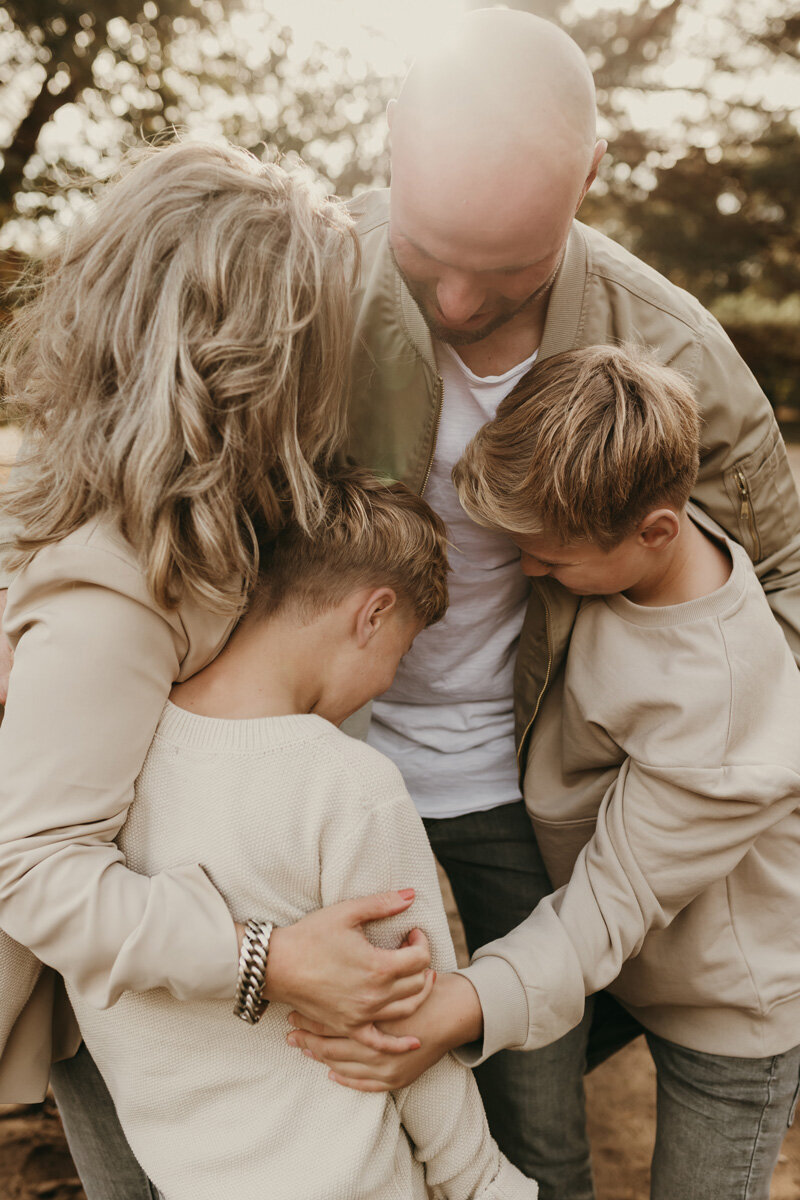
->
[0,545,430,1019]
[0,541,239,1006]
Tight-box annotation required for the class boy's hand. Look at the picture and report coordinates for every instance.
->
[254,890,433,1039]
[285,972,484,1092]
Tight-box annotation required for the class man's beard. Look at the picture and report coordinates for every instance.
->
[390,248,562,347]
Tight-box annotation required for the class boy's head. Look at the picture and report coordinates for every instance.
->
[453,344,701,596]
[249,469,449,721]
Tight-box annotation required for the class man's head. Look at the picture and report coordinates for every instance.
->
[388,8,605,345]
[453,344,701,596]
[249,469,449,722]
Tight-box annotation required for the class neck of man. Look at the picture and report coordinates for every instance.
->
[624,515,732,608]
[450,286,552,379]
[170,610,326,720]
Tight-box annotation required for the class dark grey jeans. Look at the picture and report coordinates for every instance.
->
[50,1041,157,1200]
[51,799,800,1200]
[425,799,800,1200]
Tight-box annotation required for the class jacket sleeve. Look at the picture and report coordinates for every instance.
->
[682,311,800,664]
[320,784,538,1200]
[0,541,239,1008]
[457,748,800,1063]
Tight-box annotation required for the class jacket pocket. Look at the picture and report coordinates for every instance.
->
[722,423,797,563]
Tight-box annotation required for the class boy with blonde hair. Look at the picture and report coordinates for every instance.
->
[66,470,538,1200]
[451,345,800,1199]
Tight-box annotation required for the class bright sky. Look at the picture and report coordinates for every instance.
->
[257,0,463,74]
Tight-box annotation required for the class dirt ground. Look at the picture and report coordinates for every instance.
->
[1,433,800,1199]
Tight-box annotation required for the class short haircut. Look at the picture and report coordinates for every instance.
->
[453,344,701,548]
[250,468,449,627]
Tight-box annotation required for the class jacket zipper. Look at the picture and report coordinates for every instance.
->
[734,467,761,559]
[420,375,443,496]
[516,581,553,780]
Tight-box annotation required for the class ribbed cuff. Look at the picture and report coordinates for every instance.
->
[453,955,529,1067]
[481,1155,539,1199]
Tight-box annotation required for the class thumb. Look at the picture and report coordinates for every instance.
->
[344,889,416,928]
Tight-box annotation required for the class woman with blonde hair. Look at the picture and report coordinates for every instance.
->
[0,141,431,1199]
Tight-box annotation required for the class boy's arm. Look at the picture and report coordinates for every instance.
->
[460,744,800,1065]
[318,781,537,1200]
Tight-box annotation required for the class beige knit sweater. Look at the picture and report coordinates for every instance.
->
[67,704,537,1200]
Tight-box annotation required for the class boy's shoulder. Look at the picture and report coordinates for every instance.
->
[319,724,412,812]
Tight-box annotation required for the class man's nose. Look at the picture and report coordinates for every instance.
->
[435,271,485,324]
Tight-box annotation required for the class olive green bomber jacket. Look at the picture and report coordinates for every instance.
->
[345,189,800,787]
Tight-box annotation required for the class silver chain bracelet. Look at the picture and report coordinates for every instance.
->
[233,919,274,1024]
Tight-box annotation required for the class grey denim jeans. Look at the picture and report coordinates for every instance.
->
[50,1041,157,1200]
[424,799,800,1200]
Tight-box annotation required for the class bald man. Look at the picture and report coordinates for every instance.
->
[294,9,800,1200]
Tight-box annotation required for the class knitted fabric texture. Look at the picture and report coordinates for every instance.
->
[68,707,537,1200]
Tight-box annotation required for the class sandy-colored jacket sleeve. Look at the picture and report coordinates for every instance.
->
[321,783,538,1200]
[686,313,800,664]
[0,541,239,1007]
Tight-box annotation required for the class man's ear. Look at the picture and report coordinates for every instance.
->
[355,587,397,648]
[637,508,680,550]
[576,138,607,211]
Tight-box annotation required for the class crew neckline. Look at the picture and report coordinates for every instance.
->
[438,341,539,387]
[155,701,335,752]
[603,536,747,628]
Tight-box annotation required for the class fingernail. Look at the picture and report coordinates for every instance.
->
[287,1034,298,1047]
[303,1049,315,1059]
[399,888,415,900]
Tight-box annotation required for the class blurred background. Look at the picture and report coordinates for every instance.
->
[1,0,799,431]
[0,1,799,1197]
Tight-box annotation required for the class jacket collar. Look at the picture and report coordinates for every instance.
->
[398,270,436,372]
[539,221,588,360]
[397,219,588,371]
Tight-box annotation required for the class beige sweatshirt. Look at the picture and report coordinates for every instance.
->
[459,532,800,1064]
[67,704,537,1200]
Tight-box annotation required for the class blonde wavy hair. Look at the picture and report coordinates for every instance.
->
[1,140,358,613]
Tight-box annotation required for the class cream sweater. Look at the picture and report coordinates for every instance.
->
[460,533,800,1064]
[67,704,537,1200]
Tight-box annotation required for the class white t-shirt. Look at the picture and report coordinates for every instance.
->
[368,342,537,819]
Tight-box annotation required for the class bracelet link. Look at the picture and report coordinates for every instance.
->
[233,919,274,1024]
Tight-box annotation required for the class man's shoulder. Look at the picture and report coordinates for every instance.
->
[577,220,711,337]
[346,187,390,236]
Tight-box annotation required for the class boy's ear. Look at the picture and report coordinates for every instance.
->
[355,587,398,648]
[637,508,681,550]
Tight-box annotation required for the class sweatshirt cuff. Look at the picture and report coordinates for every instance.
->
[480,1155,539,1199]
[453,955,529,1067]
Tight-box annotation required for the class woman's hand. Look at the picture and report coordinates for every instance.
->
[285,972,484,1092]
[243,890,434,1046]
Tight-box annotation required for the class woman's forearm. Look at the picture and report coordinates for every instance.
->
[0,549,239,1006]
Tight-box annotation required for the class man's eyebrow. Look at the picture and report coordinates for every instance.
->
[398,230,540,275]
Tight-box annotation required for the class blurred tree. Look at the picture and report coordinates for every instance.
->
[479,0,800,422]
[0,0,397,240]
